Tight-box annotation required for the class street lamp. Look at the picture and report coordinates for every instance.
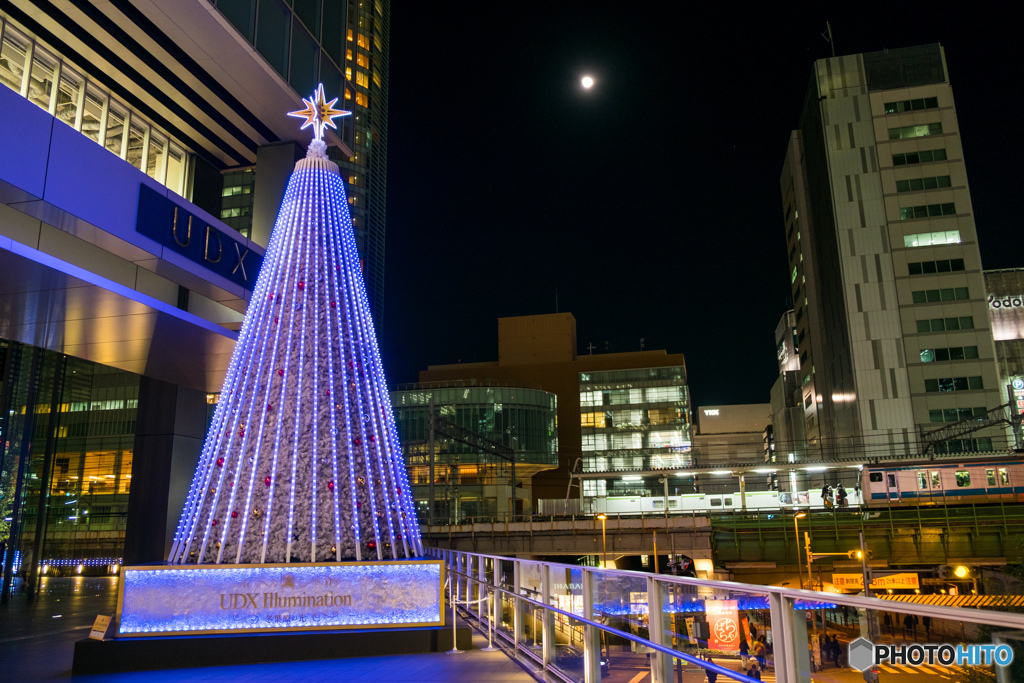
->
[597,513,608,568]
[793,511,807,590]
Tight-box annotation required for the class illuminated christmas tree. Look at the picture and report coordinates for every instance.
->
[168,85,422,565]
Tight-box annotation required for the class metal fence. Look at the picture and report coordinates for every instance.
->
[429,547,1024,683]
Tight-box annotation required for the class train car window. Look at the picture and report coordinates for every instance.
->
[1000,468,1010,485]
[931,472,941,488]
[779,492,792,504]
[987,469,996,486]
[709,498,722,506]
[669,500,679,508]
[955,471,971,487]
[869,473,883,483]
[724,497,733,506]
[917,472,928,490]
[653,500,665,509]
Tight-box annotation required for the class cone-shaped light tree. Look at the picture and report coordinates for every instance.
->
[168,85,422,565]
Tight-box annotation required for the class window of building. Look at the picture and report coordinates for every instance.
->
[924,376,984,392]
[912,287,970,304]
[916,316,974,333]
[919,346,979,363]
[255,0,290,77]
[355,92,368,107]
[892,148,947,166]
[896,175,952,193]
[899,204,957,221]
[355,71,369,88]
[884,97,939,114]
[357,53,369,68]
[583,480,606,497]
[928,407,988,423]
[889,122,943,140]
[908,258,965,275]
[956,471,971,487]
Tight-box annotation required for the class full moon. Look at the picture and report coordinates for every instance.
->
[581,76,594,89]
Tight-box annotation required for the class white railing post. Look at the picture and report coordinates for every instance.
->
[647,576,672,683]
[768,590,792,683]
[513,558,523,648]
[542,563,554,666]
[582,569,601,682]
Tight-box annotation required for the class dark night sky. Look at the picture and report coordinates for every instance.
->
[379,3,1023,409]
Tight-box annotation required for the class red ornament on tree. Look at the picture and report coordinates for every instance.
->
[231,510,239,518]
[216,457,224,467]
[368,540,377,550]
[212,519,218,526]
[277,369,284,377]
[297,281,305,290]
[328,481,335,491]
[264,476,272,486]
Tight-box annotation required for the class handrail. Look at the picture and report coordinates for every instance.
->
[443,560,758,683]
[432,548,1024,629]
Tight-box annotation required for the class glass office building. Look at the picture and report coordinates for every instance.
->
[392,384,558,523]
[579,367,692,498]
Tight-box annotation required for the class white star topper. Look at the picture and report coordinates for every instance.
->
[287,83,351,142]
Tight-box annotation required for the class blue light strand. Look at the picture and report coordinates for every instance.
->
[322,173,361,561]
[284,167,316,562]
[230,185,302,563]
[260,171,307,563]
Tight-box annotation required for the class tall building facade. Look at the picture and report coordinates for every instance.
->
[0,1,387,578]
[781,44,1003,459]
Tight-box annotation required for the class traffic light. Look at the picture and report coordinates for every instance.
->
[848,549,873,560]
[940,564,977,580]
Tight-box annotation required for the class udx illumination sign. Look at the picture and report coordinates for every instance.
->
[116,561,444,635]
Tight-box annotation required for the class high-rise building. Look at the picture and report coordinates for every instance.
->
[0,0,388,579]
[780,44,1003,460]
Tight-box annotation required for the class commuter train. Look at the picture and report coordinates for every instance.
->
[581,457,1024,515]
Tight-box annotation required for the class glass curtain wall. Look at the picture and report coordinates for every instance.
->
[0,341,139,582]
[0,16,190,196]
[392,385,557,524]
[579,367,692,498]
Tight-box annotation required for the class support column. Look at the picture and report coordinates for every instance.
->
[647,576,673,683]
[582,569,602,682]
[123,377,206,565]
[768,592,792,683]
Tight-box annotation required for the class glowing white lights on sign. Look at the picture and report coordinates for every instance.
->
[703,409,719,416]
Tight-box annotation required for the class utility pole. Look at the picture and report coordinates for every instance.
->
[428,395,435,527]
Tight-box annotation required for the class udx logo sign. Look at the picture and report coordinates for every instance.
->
[847,637,1014,671]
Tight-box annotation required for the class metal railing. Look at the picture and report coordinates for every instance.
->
[430,547,1024,683]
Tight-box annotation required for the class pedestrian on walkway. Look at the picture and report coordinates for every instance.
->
[705,656,718,683]
[739,638,749,667]
[883,612,893,636]
[923,615,932,640]
[754,636,768,669]
[747,662,763,681]
[830,634,841,667]
[903,613,915,639]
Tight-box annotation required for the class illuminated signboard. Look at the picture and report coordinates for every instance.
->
[703,409,719,416]
[832,572,919,591]
[116,560,443,636]
[706,599,740,651]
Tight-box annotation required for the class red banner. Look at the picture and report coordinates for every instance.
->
[706,600,740,651]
